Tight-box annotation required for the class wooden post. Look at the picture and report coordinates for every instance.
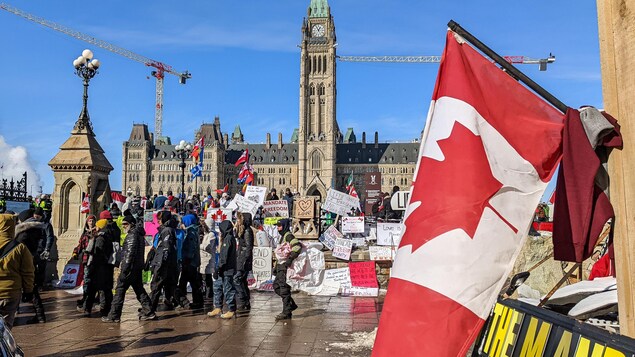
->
[597,0,635,337]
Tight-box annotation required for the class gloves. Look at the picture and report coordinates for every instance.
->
[40,250,50,261]
[22,292,34,303]
[213,270,219,280]
[71,253,78,260]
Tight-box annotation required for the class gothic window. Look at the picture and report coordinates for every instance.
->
[313,56,317,73]
[311,150,322,173]
[323,56,327,73]
[310,85,315,96]
[308,56,312,73]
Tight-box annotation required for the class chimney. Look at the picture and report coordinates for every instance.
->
[374,131,379,148]
[266,133,271,149]
[362,132,366,149]
[223,133,229,146]
[278,133,283,149]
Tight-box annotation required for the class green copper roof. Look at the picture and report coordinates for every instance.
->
[291,128,299,143]
[232,125,242,139]
[308,0,329,18]
[343,128,356,143]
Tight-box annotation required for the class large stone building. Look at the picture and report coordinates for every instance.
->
[122,0,420,202]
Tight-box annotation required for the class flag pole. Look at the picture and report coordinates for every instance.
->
[447,20,568,114]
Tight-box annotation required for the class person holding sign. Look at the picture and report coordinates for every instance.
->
[208,220,238,319]
[273,219,300,320]
[234,212,254,316]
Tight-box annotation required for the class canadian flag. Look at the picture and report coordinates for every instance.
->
[80,193,90,214]
[110,192,126,211]
[372,31,564,356]
[234,149,249,167]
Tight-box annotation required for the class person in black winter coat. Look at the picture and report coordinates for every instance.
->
[84,219,114,317]
[149,212,179,313]
[273,218,301,320]
[103,216,155,322]
[176,214,203,309]
[234,212,254,314]
[14,210,47,323]
[212,220,237,319]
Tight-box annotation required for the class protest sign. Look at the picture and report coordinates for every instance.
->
[369,245,394,261]
[263,200,289,217]
[351,237,367,247]
[233,194,258,216]
[144,220,159,238]
[332,238,353,260]
[323,267,352,292]
[348,286,379,297]
[225,199,238,210]
[294,197,315,219]
[245,186,267,207]
[349,261,378,288]
[341,216,365,233]
[207,208,232,224]
[143,210,154,223]
[264,217,283,226]
[319,225,343,250]
[57,263,81,288]
[252,247,273,284]
[390,190,410,211]
[322,188,361,216]
[376,222,404,246]
[312,280,341,296]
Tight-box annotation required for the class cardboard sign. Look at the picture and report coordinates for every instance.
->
[390,190,410,211]
[349,261,378,288]
[263,217,283,226]
[322,188,361,216]
[332,238,353,260]
[319,225,344,250]
[252,247,273,284]
[323,267,352,291]
[233,194,258,216]
[351,237,367,247]
[341,216,365,233]
[57,263,81,288]
[294,197,315,219]
[245,186,267,207]
[377,222,404,246]
[263,200,289,217]
[369,245,394,261]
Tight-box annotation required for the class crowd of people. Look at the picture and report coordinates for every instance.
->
[0,187,304,330]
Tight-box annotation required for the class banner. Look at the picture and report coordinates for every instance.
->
[322,188,361,216]
[332,238,353,260]
[341,216,365,233]
[245,185,267,207]
[376,222,403,246]
[263,200,289,217]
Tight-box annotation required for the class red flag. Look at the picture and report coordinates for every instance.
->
[548,189,556,204]
[80,193,90,214]
[110,192,126,210]
[373,31,564,357]
[190,137,204,163]
[348,185,358,198]
[234,149,249,167]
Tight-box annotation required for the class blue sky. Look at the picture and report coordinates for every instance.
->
[0,1,601,196]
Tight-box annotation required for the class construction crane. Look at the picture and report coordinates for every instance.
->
[337,54,556,71]
[0,2,191,140]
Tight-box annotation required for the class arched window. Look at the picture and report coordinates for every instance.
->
[311,150,322,174]
[323,56,327,73]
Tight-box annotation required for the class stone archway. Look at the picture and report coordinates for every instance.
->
[306,185,325,201]
[59,178,83,236]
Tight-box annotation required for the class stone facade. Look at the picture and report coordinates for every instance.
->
[122,0,420,201]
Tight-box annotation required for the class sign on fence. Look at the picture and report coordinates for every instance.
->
[377,222,404,246]
[341,216,365,233]
[322,188,361,216]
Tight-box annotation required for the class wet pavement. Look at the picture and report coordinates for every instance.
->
[11,289,382,356]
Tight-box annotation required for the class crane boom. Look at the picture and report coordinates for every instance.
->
[0,2,191,140]
[337,54,556,70]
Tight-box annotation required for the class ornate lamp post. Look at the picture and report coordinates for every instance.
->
[72,49,100,133]
[175,140,192,214]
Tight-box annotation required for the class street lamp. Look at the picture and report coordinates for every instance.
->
[175,140,192,214]
[72,49,100,134]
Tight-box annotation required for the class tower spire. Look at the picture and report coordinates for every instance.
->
[308,0,329,18]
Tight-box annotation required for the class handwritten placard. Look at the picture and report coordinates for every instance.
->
[263,200,289,217]
[349,261,378,288]
[233,194,258,216]
[348,286,379,297]
[143,209,155,223]
[377,222,404,246]
[252,247,273,284]
[351,237,367,247]
[319,225,344,250]
[332,238,353,260]
[369,245,394,261]
[341,216,365,233]
[294,197,315,219]
[322,189,361,216]
[323,267,352,291]
[245,186,267,207]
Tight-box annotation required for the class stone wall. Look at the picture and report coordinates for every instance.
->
[323,250,392,289]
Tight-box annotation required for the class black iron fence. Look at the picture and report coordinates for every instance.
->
[1,172,28,201]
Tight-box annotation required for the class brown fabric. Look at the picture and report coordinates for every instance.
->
[553,109,623,262]
[0,215,34,299]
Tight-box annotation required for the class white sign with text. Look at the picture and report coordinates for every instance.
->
[341,216,365,233]
[322,188,361,216]
[376,222,404,246]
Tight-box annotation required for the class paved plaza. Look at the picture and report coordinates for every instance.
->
[11,289,381,356]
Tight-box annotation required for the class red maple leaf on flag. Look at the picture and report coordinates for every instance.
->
[401,121,505,251]
[212,209,227,222]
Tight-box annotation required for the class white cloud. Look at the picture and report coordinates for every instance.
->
[0,136,42,197]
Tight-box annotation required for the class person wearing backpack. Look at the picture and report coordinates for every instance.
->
[102,216,155,322]
[0,213,35,329]
[176,213,203,309]
[273,219,300,320]
[83,219,114,317]
[149,211,179,314]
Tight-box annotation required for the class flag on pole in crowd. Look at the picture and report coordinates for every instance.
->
[80,193,90,214]
[110,192,126,210]
[372,31,564,357]
[235,149,249,167]
[190,137,204,181]
[215,184,229,196]
[345,171,354,191]
[349,185,358,198]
